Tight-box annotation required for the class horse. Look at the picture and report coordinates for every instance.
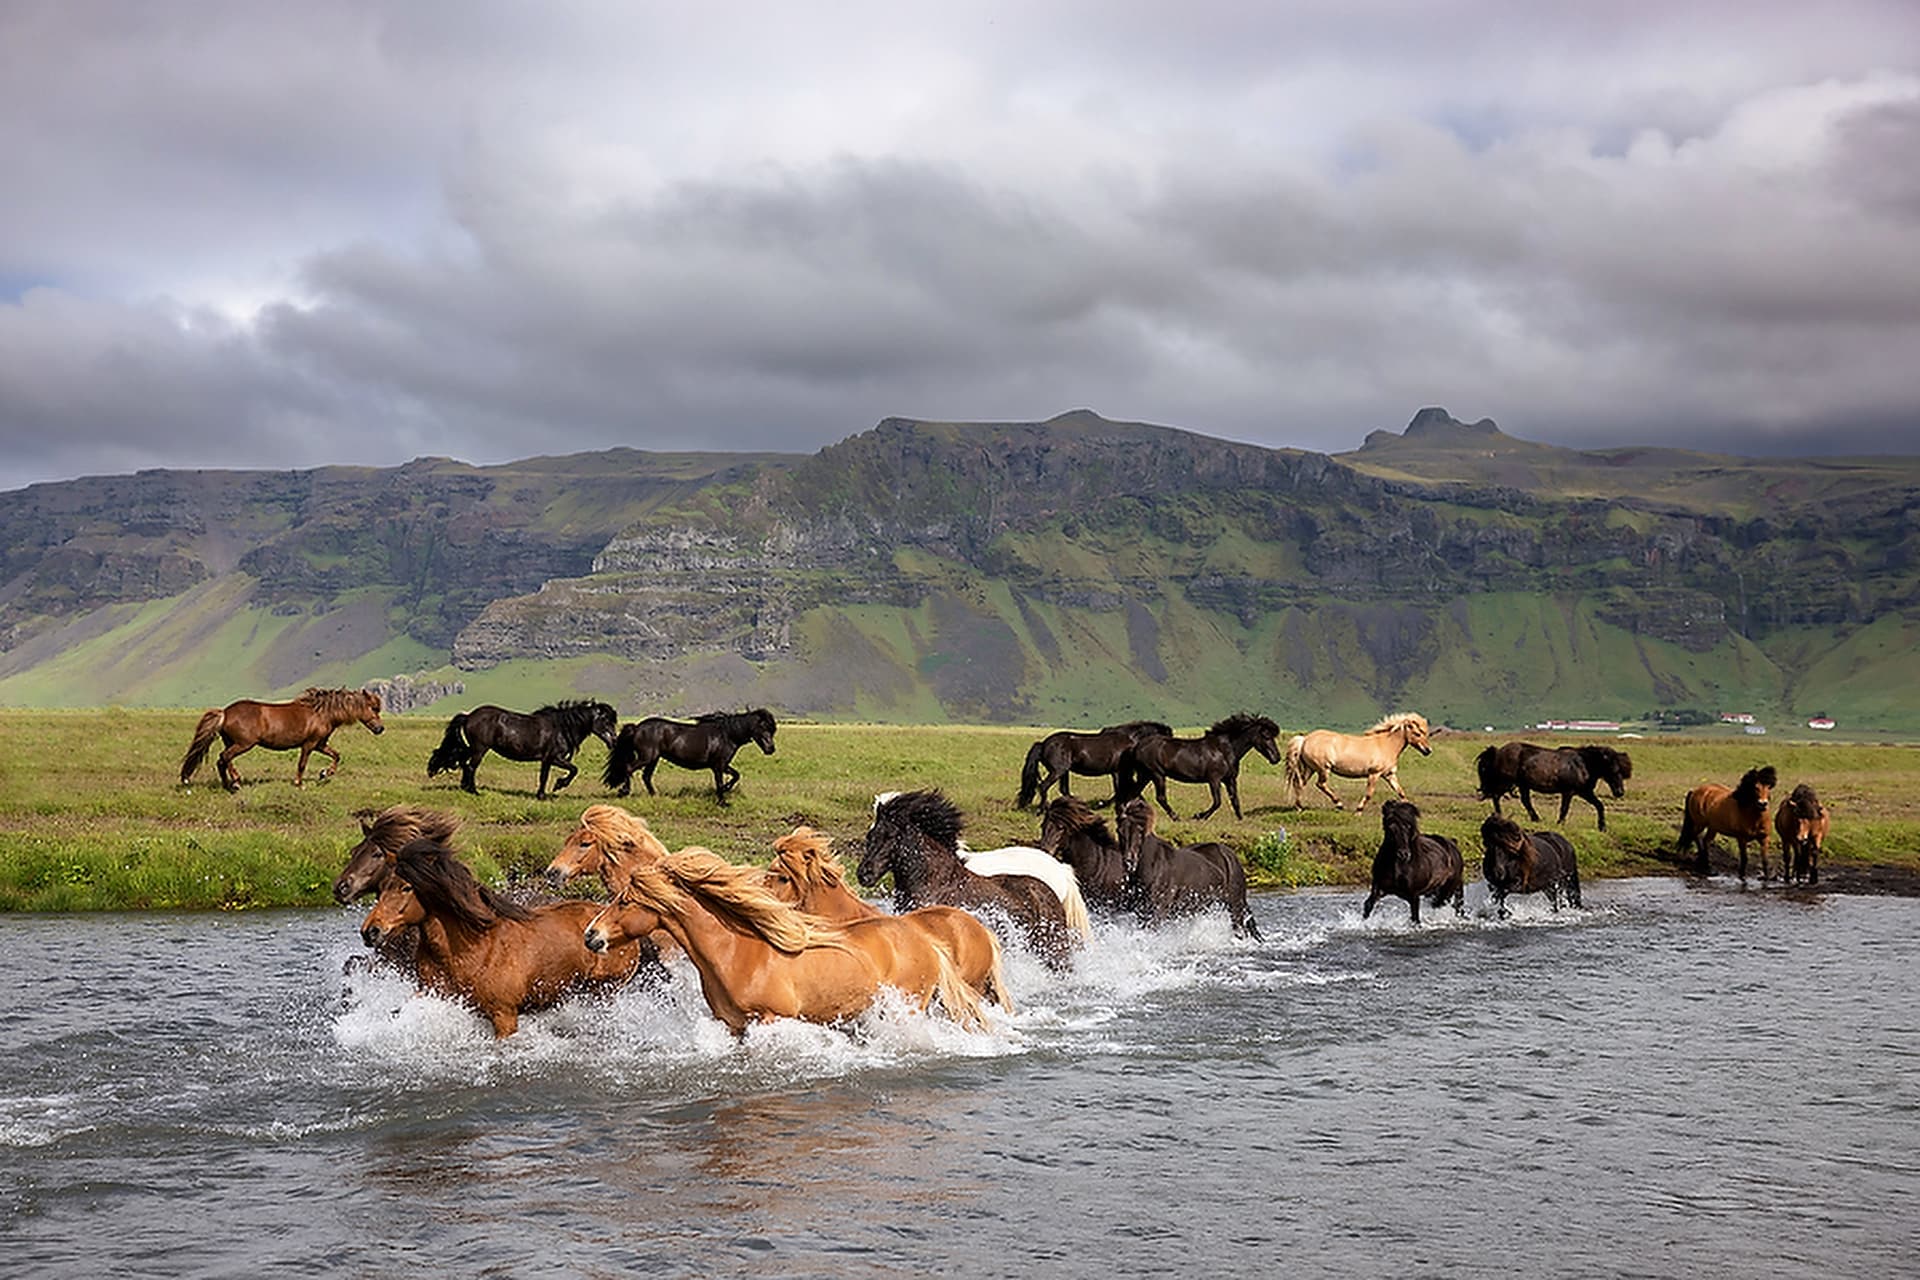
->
[1476,742,1633,831]
[426,700,616,800]
[1479,814,1581,918]
[180,687,385,791]
[1114,798,1261,938]
[859,790,1079,971]
[359,839,659,1037]
[1678,765,1777,881]
[1362,800,1465,925]
[331,805,462,973]
[1285,712,1433,813]
[764,826,1012,1014]
[1773,783,1829,886]
[874,791,1092,939]
[1017,720,1173,809]
[580,841,993,1034]
[1036,797,1136,916]
[602,708,778,804]
[1125,713,1283,820]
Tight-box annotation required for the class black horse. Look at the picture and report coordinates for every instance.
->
[1115,798,1261,938]
[426,701,617,799]
[1125,713,1282,820]
[1036,796,1136,916]
[1479,814,1581,918]
[602,709,777,804]
[1362,800,1465,925]
[1476,742,1633,831]
[860,789,1077,970]
[1017,720,1173,809]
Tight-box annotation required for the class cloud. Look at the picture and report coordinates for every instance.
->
[3,1,1919,489]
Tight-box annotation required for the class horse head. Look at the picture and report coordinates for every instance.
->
[1479,813,1529,879]
[861,789,960,888]
[334,804,459,903]
[1038,796,1101,857]
[1583,746,1632,797]
[1380,799,1424,860]
[589,702,619,749]
[360,690,386,734]
[1782,783,1822,823]
[1250,715,1283,763]
[1735,765,1778,812]
[749,708,778,754]
[1399,714,1432,756]
[1115,797,1157,874]
[547,803,667,891]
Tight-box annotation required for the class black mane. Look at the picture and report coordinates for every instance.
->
[875,789,964,850]
[1208,712,1278,739]
[1734,765,1778,808]
[392,840,534,930]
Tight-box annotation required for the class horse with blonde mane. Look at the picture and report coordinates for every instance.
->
[180,687,385,791]
[1284,712,1432,813]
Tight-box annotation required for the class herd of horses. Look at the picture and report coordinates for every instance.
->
[183,687,1835,1038]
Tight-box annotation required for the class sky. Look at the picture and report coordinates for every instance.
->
[4,1,1920,491]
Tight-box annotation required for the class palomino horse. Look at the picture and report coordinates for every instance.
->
[581,842,993,1033]
[1362,800,1464,925]
[1479,814,1581,918]
[1773,783,1829,886]
[1017,720,1173,810]
[427,701,618,800]
[331,805,462,973]
[1126,713,1283,820]
[1285,712,1433,813]
[1678,765,1777,881]
[1476,742,1633,831]
[359,839,658,1037]
[1114,799,1261,938]
[765,827,1012,1014]
[860,790,1079,971]
[1036,797,1135,916]
[874,791,1092,940]
[180,687,385,791]
[602,709,777,804]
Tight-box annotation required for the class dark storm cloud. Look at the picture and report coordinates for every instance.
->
[3,1,1920,490]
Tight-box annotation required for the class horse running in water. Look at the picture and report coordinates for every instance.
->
[1114,798,1261,939]
[1362,800,1464,925]
[1678,765,1777,881]
[1476,742,1633,831]
[427,701,618,799]
[331,805,463,973]
[1285,713,1432,814]
[1036,796,1136,917]
[180,687,385,791]
[1479,814,1581,918]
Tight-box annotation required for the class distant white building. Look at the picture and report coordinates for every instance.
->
[1534,719,1622,733]
[1808,717,1836,731]
[1744,724,1768,735]
[1720,712,1756,725]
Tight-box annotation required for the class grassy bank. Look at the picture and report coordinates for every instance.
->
[0,710,1915,910]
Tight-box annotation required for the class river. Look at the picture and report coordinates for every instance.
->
[3,877,1914,1277]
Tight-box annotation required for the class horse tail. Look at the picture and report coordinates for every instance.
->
[602,729,639,789]
[1283,734,1308,803]
[930,945,990,1032]
[179,709,224,783]
[1677,798,1698,854]
[1016,739,1045,808]
[1475,746,1500,800]
[426,713,469,777]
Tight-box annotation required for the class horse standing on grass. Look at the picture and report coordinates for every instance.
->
[1476,742,1633,831]
[1362,800,1464,925]
[1125,713,1283,820]
[1774,784,1830,886]
[180,687,385,791]
[426,701,617,799]
[1017,720,1173,810]
[1678,766,1777,881]
[1285,713,1432,813]
[602,709,777,804]
[1479,814,1581,918]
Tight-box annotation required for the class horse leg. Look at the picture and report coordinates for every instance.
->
[217,742,250,792]
[536,760,553,800]
[1587,791,1606,832]
[1557,792,1575,826]
[1494,887,1509,920]
[711,767,730,804]
[461,749,482,795]
[1362,889,1380,919]
[1736,838,1750,883]
[1194,781,1223,821]
[1384,769,1408,802]
[641,761,658,796]
[1519,785,1541,823]
[1225,775,1244,821]
[294,746,313,787]
[1355,773,1379,815]
[1408,894,1422,925]
[1152,775,1178,820]
[552,758,576,793]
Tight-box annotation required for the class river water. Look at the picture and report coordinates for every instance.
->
[2,878,1914,1278]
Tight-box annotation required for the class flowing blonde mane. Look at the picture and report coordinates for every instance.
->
[769,826,851,892]
[578,804,672,868]
[616,846,846,954]
[1367,711,1429,736]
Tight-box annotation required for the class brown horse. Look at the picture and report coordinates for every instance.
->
[331,805,462,973]
[1678,765,1777,881]
[1774,784,1830,885]
[1362,800,1464,925]
[1285,712,1432,813]
[180,687,385,791]
[765,827,1012,1014]
[581,842,993,1034]
[1479,814,1581,918]
[1036,797,1136,916]
[359,839,658,1037]
[1114,799,1262,938]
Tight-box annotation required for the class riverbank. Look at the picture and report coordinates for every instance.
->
[1,710,1915,910]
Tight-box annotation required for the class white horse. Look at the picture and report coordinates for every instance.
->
[873,792,1093,939]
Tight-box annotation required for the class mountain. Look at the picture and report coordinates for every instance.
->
[4,409,1919,733]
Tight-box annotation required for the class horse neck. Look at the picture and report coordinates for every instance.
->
[643,891,768,1027]
[887,833,952,900]
[412,908,499,984]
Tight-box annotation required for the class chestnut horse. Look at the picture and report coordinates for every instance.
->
[331,805,462,973]
[1479,814,1581,918]
[359,840,658,1037]
[1285,712,1432,813]
[1678,765,1777,881]
[1774,784,1830,886]
[1017,720,1173,810]
[1362,800,1464,925]
[581,842,993,1033]
[1125,713,1283,821]
[180,687,385,791]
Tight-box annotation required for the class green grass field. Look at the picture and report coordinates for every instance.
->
[0,709,1914,910]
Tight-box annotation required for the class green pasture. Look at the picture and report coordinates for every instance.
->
[0,709,1915,911]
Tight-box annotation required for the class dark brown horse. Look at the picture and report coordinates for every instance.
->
[1479,814,1581,918]
[1476,742,1633,831]
[1036,796,1135,916]
[859,789,1078,970]
[427,701,617,799]
[1114,799,1261,938]
[1017,720,1173,809]
[1126,713,1283,820]
[331,805,463,973]
[1362,800,1465,925]
[1774,784,1830,885]
[1678,765,1777,881]
[602,708,777,804]
[180,687,385,791]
